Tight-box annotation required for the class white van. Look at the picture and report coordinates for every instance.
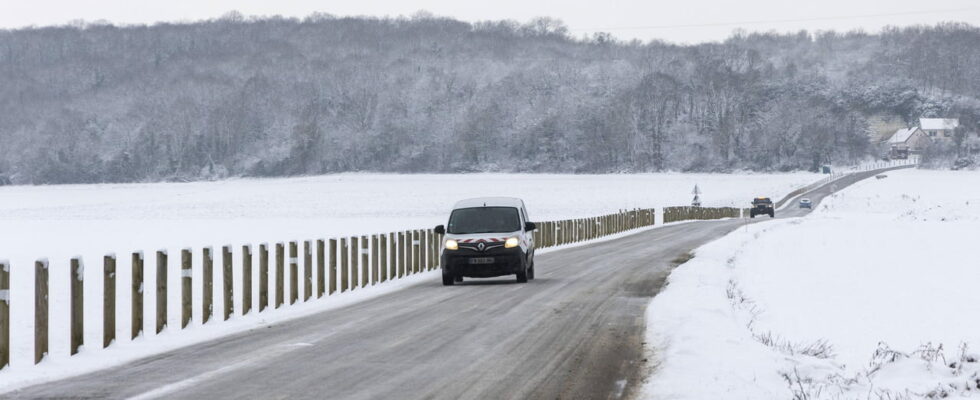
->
[434,197,537,285]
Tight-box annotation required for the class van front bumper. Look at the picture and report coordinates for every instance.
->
[441,247,525,278]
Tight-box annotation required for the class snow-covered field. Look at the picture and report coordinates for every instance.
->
[643,169,980,399]
[0,172,818,390]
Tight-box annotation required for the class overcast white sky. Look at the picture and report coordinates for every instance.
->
[2,0,979,44]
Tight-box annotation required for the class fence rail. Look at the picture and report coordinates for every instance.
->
[0,208,656,371]
[774,158,919,210]
[663,206,741,224]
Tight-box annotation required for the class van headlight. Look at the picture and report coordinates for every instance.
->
[445,239,459,250]
[504,237,520,248]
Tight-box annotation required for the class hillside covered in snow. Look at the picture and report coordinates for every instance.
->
[1,16,978,184]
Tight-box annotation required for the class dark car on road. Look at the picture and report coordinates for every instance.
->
[799,198,812,209]
[750,197,775,218]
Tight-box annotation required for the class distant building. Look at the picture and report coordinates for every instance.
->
[867,113,908,143]
[887,127,927,158]
[919,118,960,139]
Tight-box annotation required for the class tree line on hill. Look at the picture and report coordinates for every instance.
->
[0,13,978,184]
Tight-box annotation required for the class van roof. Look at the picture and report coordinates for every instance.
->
[452,197,524,209]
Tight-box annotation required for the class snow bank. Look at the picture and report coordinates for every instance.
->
[644,169,980,399]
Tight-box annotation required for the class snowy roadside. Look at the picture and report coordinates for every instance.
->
[642,169,980,399]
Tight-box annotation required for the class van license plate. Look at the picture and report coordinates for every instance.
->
[469,257,494,264]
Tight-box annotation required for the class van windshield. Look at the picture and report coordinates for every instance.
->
[448,207,521,234]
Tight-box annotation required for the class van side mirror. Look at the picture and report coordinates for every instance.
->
[524,221,537,231]
[434,225,445,235]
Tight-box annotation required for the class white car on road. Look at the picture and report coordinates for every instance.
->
[434,197,537,285]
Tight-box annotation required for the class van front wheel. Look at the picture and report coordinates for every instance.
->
[442,271,455,286]
[516,262,529,283]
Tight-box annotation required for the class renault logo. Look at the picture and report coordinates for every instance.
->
[477,242,486,251]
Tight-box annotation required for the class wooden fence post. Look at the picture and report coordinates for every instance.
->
[380,234,389,282]
[242,245,252,315]
[425,229,436,271]
[340,238,349,292]
[131,253,143,339]
[549,221,555,246]
[413,231,421,274]
[275,243,284,308]
[406,231,414,274]
[432,232,439,264]
[70,258,84,355]
[304,241,312,301]
[316,240,325,298]
[563,221,569,245]
[288,241,298,304]
[408,231,416,274]
[329,239,337,294]
[538,223,544,247]
[371,235,379,285]
[398,232,406,278]
[103,255,116,348]
[156,251,167,334]
[35,259,48,364]
[388,233,396,279]
[419,230,427,271]
[433,230,440,270]
[427,230,435,270]
[418,230,426,271]
[349,237,359,290]
[409,230,417,275]
[259,244,268,311]
[417,230,425,272]
[223,246,233,319]
[542,222,548,246]
[203,247,213,323]
[0,260,8,369]
[360,235,369,288]
[181,249,192,329]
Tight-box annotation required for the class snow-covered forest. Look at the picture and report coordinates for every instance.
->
[0,13,978,184]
